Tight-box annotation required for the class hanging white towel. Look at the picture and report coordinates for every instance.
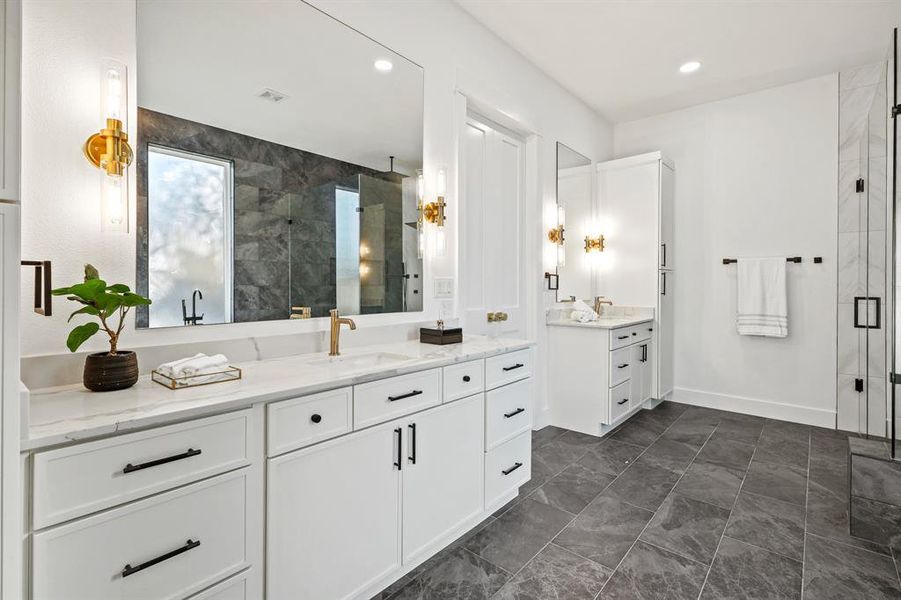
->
[736,257,788,338]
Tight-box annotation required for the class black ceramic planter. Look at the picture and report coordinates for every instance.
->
[83,351,139,392]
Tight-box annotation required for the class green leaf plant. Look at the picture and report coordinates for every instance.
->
[51,264,151,354]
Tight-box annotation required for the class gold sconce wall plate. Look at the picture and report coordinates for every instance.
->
[584,235,605,253]
[547,224,565,245]
[420,196,446,227]
[487,311,509,322]
[84,118,133,176]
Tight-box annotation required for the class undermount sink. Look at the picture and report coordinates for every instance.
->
[304,352,415,370]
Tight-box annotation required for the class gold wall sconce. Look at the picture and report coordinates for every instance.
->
[416,167,447,258]
[584,235,605,253]
[547,204,566,267]
[85,60,132,232]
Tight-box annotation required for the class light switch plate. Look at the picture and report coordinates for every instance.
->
[433,277,454,298]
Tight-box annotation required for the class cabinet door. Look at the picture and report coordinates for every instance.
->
[659,163,674,269]
[641,340,654,404]
[657,274,675,400]
[267,422,401,600]
[402,394,484,565]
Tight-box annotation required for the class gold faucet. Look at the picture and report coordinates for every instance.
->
[594,296,613,314]
[329,309,357,356]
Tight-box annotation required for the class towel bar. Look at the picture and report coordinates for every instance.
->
[722,257,802,265]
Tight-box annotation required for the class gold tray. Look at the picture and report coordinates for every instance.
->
[151,366,243,390]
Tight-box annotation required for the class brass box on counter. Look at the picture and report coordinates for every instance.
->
[420,327,462,345]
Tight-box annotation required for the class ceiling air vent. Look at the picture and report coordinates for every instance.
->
[256,88,289,103]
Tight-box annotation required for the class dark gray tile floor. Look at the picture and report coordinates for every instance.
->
[374,402,901,599]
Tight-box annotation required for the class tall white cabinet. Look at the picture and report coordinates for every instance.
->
[598,152,675,402]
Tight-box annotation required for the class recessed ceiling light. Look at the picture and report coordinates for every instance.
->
[679,61,701,74]
[374,59,393,73]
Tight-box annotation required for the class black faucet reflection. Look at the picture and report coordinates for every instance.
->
[182,289,204,326]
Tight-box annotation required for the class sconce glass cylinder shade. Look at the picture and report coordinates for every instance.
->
[92,59,131,233]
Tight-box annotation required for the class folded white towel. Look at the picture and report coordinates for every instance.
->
[569,300,599,323]
[736,257,788,338]
[157,353,229,379]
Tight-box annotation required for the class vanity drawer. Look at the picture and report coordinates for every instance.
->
[354,368,442,428]
[189,569,249,599]
[608,380,632,423]
[485,348,533,390]
[609,346,632,388]
[443,359,485,402]
[32,470,249,600]
[486,379,532,450]
[610,323,652,350]
[33,410,251,529]
[267,387,352,457]
[485,431,531,509]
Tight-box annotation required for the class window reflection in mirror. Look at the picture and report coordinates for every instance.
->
[555,143,593,302]
[135,0,424,328]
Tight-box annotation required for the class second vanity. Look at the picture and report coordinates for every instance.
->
[548,310,658,437]
[22,337,534,600]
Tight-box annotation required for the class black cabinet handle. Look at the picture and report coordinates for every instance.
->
[502,462,523,476]
[502,363,524,372]
[388,390,423,402]
[463,375,471,382]
[122,539,200,578]
[123,448,202,474]
[393,428,402,470]
[661,272,667,296]
[661,243,667,267]
[617,335,629,340]
[641,344,648,362]
[504,407,526,418]
[618,398,629,405]
[408,423,417,464]
[617,363,629,369]
[310,414,322,424]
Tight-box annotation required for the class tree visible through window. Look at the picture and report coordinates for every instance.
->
[147,145,233,327]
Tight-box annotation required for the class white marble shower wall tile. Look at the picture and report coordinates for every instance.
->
[863,229,887,299]
[838,231,863,303]
[838,303,861,376]
[837,373,862,432]
[866,158,888,232]
[839,84,877,162]
[864,325,887,379]
[840,63,884,91]
[865,375,888,437]
[838,160,861,233]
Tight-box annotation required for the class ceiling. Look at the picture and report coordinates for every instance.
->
[137,0,423,174]
[456,0,901,123]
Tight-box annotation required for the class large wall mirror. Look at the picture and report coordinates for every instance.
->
[555,143,593,301]
[135,0,424,328]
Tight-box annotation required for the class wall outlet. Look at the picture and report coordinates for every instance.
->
[433,277,454,298]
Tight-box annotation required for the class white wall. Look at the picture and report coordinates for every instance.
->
[615,75,839,427]
[19,0,612,420]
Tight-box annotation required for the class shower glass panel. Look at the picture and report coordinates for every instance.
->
[891,27,899,459]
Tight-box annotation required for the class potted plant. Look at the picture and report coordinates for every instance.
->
[52,264,152,392]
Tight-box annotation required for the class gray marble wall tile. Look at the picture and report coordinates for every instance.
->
[700,536,802,600]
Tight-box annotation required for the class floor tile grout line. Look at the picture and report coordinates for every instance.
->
[694,424,763,599]
[800,430,812,600]
[594,410,719,600]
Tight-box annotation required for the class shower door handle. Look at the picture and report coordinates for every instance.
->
[853,297,881,329]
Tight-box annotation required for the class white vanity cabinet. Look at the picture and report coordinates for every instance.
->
[549,322,655,437]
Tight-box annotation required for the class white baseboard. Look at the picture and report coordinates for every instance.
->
[671,387,836,429]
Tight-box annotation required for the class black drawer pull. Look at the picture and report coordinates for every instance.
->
[310,414,322,424]
[617,398,629,405]
[502,363,524,372]
[463,375,471,382]
[504,407,526,418]
[122,539,200,578]
[617,363,629,369]
[388,390,423,402]
[408,423,417,464]
[617,335,629,340]
[502,462,523,476]
[123,448,202,474]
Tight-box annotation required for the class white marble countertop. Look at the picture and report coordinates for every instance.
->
[25,335,533,451]
[546,315,653,329]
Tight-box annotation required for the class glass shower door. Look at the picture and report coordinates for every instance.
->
[890,27,899,458]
